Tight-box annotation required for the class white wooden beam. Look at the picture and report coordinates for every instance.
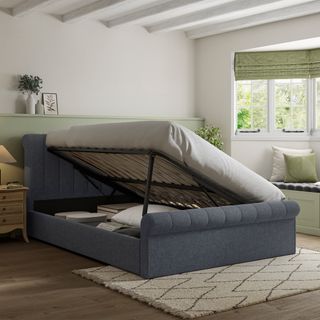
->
[62,0,128,23]
[105,0,205,28]
[146,0,306,33]
[186,0,320,39]
[12,0,52,17]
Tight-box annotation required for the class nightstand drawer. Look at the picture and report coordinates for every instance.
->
[0,203,23,214]
[0,214,23,225]
[0,192,24,202]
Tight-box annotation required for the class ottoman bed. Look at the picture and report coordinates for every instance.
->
[23,121,299,278]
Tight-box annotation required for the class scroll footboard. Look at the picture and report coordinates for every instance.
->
[140,201,299,278]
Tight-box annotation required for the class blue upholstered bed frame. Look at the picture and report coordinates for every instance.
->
[23,134,299,278]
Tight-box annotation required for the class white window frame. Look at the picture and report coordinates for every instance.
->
[232,78,319,141]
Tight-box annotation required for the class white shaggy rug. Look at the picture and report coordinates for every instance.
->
[73,248,320,319]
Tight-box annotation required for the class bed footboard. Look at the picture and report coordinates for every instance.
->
[140,200,299,278]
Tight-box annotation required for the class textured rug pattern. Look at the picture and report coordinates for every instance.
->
[73,248,320,319]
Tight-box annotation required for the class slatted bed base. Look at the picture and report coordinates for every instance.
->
[48,147,245,212]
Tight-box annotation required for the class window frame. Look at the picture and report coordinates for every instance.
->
[232,78,319,140]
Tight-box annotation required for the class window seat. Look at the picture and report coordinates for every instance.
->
[274,182,320,236]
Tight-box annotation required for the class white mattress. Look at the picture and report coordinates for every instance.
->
[46,121,284,203]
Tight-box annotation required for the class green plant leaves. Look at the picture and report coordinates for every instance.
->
[195,126,224,150]
[18,74,43,95]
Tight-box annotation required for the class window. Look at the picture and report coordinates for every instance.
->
[316,78,320,129]
[274,79,307,131]
[235,78,317,134]
[236,80,267,131]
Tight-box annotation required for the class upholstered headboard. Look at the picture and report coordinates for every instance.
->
[22,134,114,209]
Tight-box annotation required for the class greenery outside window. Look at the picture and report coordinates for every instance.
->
[235,78,317,134]
[274,79,307,131]
[236,80,267,130]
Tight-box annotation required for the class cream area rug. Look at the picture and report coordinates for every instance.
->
[73,248,320,319]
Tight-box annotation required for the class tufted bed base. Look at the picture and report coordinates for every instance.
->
[23,134,299,278]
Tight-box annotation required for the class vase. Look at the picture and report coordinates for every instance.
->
[35,100,44,115]
[26,93,35,114]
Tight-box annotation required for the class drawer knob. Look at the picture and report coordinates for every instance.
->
[2,218,6,223]
[2,208,6,211]
[2,196,6,200]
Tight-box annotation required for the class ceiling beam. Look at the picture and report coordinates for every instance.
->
[146,0,302,33]
[11,0,52,17]
[104,0,205,28]
[186,0,320,39]
[62,0,128,23]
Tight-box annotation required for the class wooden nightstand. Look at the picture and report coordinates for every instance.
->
[0,187,29,242]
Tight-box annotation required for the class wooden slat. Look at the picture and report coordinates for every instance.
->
[56,150,238,208]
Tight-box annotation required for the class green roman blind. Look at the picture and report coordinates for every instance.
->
[234,49,320,80]
[310,48,320,78]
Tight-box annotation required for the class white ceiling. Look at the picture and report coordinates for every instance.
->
[0,0,320,39]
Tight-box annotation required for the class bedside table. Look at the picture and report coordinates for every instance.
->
[0,187,29,242]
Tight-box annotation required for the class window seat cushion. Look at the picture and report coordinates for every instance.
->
[273,182,320,193]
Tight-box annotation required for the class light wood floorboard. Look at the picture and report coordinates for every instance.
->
[1,233,320,320]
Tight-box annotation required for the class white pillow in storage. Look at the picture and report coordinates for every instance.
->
[270,146,313,182]
[111,204,179,227]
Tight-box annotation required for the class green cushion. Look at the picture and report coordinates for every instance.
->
[284,153,318,183]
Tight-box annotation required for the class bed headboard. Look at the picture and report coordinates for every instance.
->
[22,134,114,209]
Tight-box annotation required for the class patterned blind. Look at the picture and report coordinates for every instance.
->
[234,49,320,80]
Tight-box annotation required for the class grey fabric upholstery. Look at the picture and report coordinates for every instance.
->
[23,134,113,209]
[140,201,299,278]
[141,201,299,236]
[28,210,140,274]
[273,182,320,192]
[23,134,299,278]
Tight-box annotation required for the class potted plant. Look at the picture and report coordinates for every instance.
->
[195,125,224,150]
[18,75,43,114]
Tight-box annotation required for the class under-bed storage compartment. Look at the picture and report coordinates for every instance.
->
[28,209,141,274]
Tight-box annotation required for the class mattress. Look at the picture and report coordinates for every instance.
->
[46,121,284,203]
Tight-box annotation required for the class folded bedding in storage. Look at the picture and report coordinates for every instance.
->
[54,210,140,237]
[46,121,284,204]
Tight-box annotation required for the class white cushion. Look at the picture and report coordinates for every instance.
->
[270,146,313,182]
[111,204,178,227]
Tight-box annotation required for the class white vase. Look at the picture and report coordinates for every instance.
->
[35,100,44,115]
[26,93,35,114]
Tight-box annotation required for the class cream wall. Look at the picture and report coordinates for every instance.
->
[195,13,320,177]
[0,12,194,117]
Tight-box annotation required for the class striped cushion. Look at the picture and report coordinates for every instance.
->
[273,182,320,193]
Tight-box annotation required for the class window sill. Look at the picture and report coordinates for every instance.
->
[232,133,311,142]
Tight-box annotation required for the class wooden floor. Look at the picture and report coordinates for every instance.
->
[1,234,320,320]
